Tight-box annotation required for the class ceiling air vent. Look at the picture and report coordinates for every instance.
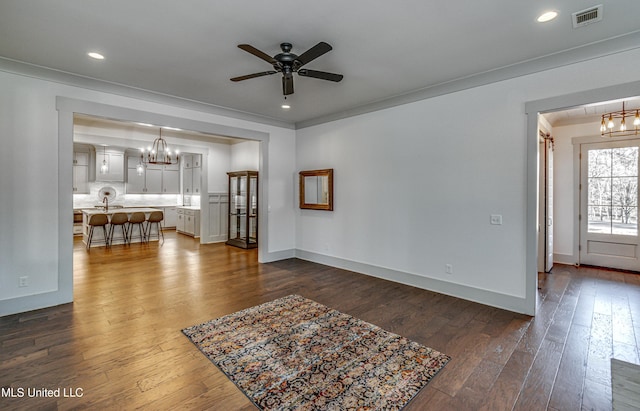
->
[572,5,603,28]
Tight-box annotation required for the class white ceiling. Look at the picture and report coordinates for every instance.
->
[73,114,242,147]
[543,98,640,127]
[1,0,639,126]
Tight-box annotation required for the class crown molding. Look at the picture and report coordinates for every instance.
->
[2,30,639,132]
[295,30,640,129]
[0,57,295,130]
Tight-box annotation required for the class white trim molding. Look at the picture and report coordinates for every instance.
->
[295,250,532,315]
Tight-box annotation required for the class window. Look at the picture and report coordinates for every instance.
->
[587,147,638,235]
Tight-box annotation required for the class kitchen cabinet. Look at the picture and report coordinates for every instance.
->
[145,165,163,193]
[176,207,200,237]
[182,153,201,195]
[72,151,89,193]
[182,154,201,169]
[163,167,180,194]
[176,209,185,233]
[163,207,177,228]
[95,149,125,182]
[126,156,180,194]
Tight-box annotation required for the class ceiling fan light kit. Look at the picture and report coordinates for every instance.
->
[231,42,343,97]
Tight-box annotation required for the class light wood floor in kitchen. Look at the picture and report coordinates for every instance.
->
[1,231,640,410]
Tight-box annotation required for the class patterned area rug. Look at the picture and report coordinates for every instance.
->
[183,295,450,410]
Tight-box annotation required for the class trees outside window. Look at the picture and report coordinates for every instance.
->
[587,146,638,235]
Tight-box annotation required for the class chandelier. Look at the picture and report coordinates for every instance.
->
[139,128,179,169]
[600,102,640,138]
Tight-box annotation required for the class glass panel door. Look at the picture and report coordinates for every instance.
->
[580,140,640,271]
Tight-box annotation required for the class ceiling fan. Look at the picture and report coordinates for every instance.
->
[230,42,343,96]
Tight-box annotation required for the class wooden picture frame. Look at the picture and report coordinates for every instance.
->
[299,169,333,211]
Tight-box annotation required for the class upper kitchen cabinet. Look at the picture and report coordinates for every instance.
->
[126,154,180,194]
[72,146,90,194]
[183,154,202,195]
[95,147,124,182]
[182,154,201,169]
[163,162,180,194]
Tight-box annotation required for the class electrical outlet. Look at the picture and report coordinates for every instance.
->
[19,276,29,287]
[445,264,453,274]
[490,214,503,225]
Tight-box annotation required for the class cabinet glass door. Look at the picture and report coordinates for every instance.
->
[226,171,258,249]
[248,174,257,245]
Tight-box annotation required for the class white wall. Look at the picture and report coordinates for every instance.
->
[230,140,260,172]
[205,143,232,193]
[0,69,296,316]
[0,73,60,302]
[295,47,640,314]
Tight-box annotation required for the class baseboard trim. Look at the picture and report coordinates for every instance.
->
[0,291,72,317]
[553,253,576,266]
[204,236,227,244]
[261,248,296,263]
[294,249,532,315]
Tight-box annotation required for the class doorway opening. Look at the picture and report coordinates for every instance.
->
[537,96,640,273]
[71,114,258,249]
[57,97,272,308]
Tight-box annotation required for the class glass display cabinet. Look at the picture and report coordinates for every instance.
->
[226,170,258,249]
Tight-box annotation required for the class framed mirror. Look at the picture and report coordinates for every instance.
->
[299,169,333,211]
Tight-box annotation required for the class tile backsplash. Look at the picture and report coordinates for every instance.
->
[73,182,182,209]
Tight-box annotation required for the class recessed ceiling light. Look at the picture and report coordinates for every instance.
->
[281,103,291,110]
[136,122,154,127]
[163,126,182,131]
[88,52,105,60]
[537,11,558,23]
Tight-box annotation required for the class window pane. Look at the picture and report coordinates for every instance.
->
[612,147,638,177]
[612,177,637,207]
[588,177,611,206]
[611,206,637,236]
[588,205,611,234]
[588,149,611,177]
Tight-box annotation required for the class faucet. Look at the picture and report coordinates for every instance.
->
[103,197,109,212]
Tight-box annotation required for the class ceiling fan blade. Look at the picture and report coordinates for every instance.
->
[282,74,294,95]
[295,42,332,67]
[298,69,343,82]
[237,44,276,64]
[230,71,277,82]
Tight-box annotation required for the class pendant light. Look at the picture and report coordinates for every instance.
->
[100,146,109,174]
[600,102,640,138]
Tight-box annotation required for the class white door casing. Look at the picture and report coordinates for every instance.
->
[538,132,554,273]
[545,138,554,272]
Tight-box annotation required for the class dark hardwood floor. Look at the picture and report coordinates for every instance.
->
[1,231,639,410]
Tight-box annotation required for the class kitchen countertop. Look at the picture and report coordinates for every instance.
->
[82,207,163,216]
[77,205,185,210]
[177,205,200,210]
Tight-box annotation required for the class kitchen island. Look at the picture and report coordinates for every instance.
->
[82,208,163,247]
